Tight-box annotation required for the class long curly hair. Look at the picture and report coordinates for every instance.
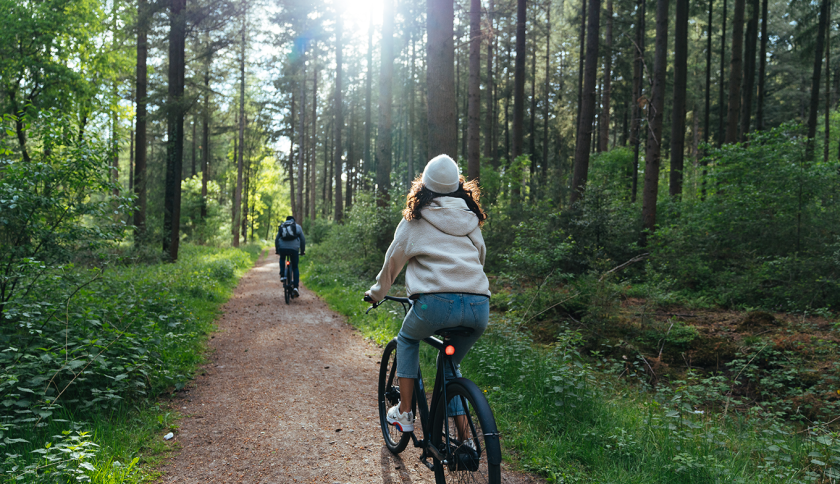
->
[402,175,487,226]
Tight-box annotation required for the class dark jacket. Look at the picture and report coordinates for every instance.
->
[275,223,305,253]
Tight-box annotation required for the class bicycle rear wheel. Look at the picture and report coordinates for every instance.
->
[284,265,292,304]
[431,379,501,484]
[378,339,411,453]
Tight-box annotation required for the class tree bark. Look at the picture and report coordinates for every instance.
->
[484,0,495,165]
[576,0,587,146]
[630,0,645,203]
[570,0,601,205]
[467,0,481,181]
[599,0,613,152]
[310,53,318,221]
[289,90,297,218]
[409,33,416,180]
[201,66,210,221]
[346,104,355,210]
[297,44,307,221]
[163,0,187,259]
[725,0,745,144]
[756,0,768,130]
[233,10,246,247]
[705,0,713,144]
[512,0,527,203]
[542,3,551,179]
[740,0,759,140]
[191,117,197,177]
[364,11,374,184]
[719,0,728,145]
[670,0,689,197]
[335,15,345,222]
[807,0,829,159]
[134,0,148,241]
[427,0,457,160]
[826,1,831,163]
[378,0,395,206]
[642,0,669,237]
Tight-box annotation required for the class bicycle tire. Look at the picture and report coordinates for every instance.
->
[431,379,501,484]
[284,264,292,304]
[378,339,411,453]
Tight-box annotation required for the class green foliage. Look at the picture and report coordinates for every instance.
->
[0,244,259,482]
[306,268,840,483]
[305,193,402,281]
[650,125,840,310]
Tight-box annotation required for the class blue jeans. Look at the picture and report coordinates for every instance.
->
[396,293,490,415]
[277,249,299,288]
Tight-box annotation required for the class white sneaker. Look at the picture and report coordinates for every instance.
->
[293,288,300,297]
[386,404,414,432]
[280,276,286,282]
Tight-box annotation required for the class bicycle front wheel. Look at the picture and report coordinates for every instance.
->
[378,339,410,453]
[431,379,501,484]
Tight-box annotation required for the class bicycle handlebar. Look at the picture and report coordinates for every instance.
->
[364,295,411,315]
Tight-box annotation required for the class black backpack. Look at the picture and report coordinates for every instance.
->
[279,220,298,241]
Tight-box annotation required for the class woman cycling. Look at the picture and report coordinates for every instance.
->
[365,154,490,433]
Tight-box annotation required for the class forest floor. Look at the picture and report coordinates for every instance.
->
[154,250,545,484]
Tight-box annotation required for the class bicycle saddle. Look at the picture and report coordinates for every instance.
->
[434,326,475,338]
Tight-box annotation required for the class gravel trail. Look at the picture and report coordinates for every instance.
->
[157,250,545,484]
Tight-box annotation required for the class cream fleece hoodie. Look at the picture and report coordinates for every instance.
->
[368,197,490,301]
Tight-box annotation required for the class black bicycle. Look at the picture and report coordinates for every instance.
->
[280,259,295,304]
[366,295,501,484]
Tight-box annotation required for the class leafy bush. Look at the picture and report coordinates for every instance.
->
[650,124,840,310]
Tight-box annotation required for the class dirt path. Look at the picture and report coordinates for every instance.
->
[157,251,544,484]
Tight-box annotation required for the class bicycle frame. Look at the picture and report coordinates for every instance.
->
[371,296,480,470]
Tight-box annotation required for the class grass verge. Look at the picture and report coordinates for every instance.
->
[2,243,263,483]
[302,260,840,484]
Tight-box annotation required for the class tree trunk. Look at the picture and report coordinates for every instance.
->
[705,0,713,144]
[756,0,768,130]
[468,0,481,181]
[335,15,345,222]
[427,0,457,160]
[346,105,355,210]
[163,0,187,259]
[234,11,246,247]
[719,0,728,145]
[289,90,297,218]
[642,0,669,237]
[378,0,395,206]
[576,0,586,145]
[409,34,416,180]
[134,0,148,241]
[630,0,645,203]
[191,116,197,177]
[311,56,318,221]
[807,0,829,159]
[826,1,831,163]
[512,0,527,203]
[740,0,759,141]
[297,45,307,222]
[542,3,551,180]
[670,0,689,197]
[484,0,495,165]
[570,0,601,205]
[725,0,745,144]
[201,66,210,220]
[599,0,613,152]
[365,11,374,184]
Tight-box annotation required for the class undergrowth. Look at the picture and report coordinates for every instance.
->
[1,243,262,483]
[302,259,840,483]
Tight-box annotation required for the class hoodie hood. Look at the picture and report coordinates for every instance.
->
[420,197,479,236]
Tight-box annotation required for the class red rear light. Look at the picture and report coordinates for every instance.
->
[286,261,290,266]
[445,345,455,356]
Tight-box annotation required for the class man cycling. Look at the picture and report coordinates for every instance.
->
[275,215,306,297]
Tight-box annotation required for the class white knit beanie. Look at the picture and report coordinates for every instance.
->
[421,155,460,194]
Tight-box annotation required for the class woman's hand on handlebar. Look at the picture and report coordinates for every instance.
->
[364,291,378,304]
